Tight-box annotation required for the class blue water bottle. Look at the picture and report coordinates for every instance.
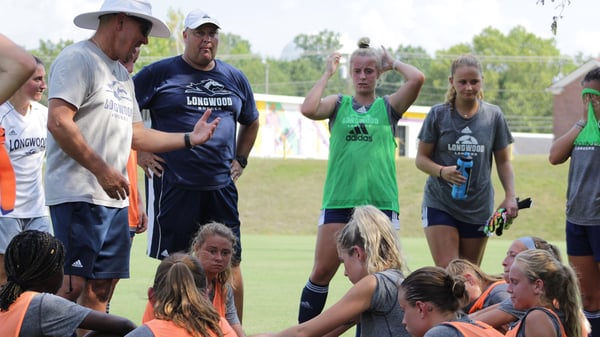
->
[451,153,473,200]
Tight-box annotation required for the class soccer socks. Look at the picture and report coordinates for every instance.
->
[585,310,600,337]
[298,280,329,323]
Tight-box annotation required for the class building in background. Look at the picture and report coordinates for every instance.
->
[547,58,600,138]
[250,94,552,159]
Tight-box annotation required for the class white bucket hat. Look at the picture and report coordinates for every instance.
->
[74,0,170,38]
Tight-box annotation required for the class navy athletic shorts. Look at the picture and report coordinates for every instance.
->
[318,208,400,230]
[147,178,242,264]
[421,206,487,238]
[566,220,600,261]
[50,202,130,279]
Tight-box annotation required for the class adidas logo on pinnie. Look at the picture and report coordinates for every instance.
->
[346,123,372,142]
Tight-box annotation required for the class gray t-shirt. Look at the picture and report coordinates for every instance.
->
[418,101,513,224]
[360,269,410,337]
[125,325,153,337]
[499,297,525,321]
[486,282,509,306]
[566,144,600,225]
[19,293,91,337]
[210,283,239,326]
[46,40,142,208]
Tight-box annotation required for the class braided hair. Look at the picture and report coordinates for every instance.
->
[0,230,64,311]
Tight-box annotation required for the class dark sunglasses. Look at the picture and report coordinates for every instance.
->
[127,15,152,38]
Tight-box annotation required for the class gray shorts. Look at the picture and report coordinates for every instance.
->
[0,216,52,253]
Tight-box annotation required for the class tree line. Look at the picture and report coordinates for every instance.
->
[32,8,592,133]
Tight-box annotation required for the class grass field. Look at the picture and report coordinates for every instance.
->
[236,155,569,240]
[109,155,570,334]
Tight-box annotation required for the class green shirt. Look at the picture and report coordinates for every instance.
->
[321,96,399,212]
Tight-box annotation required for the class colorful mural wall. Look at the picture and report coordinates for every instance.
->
[253,94,330,159]
[252,94,430,159]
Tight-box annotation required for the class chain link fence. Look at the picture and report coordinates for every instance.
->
[505,115,553,134]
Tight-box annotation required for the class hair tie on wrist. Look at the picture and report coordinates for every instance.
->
[439,166,444,178]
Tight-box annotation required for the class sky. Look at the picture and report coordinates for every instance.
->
[2,0,599,59]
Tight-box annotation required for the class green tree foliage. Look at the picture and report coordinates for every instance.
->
[378,45,433,106]
[425,44,473,107]
[27,8,588,133]
[32,39,75,105]
[217,32,267,94]
[167,8,185,54]
[219,33,253,56]
[281,30,350,96]
[293,29,342,69]
[35,39,74,65]
[475,27,556,113]
[248,58,322,97]
[216,33,282,95]
[422,26,578,132]
[135,8,184,71]
[473,26,576,131]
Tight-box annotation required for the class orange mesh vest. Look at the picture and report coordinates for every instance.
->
[212,283,226,317]
[142,296,233,336]
[141,300,154,323]
[0,126,16,214]
[127,150,140,230]
[219,317,237,337]
[444,320,504,337]
[468,280,507,314]
[0,291,37,337]
[145,319,218,337]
